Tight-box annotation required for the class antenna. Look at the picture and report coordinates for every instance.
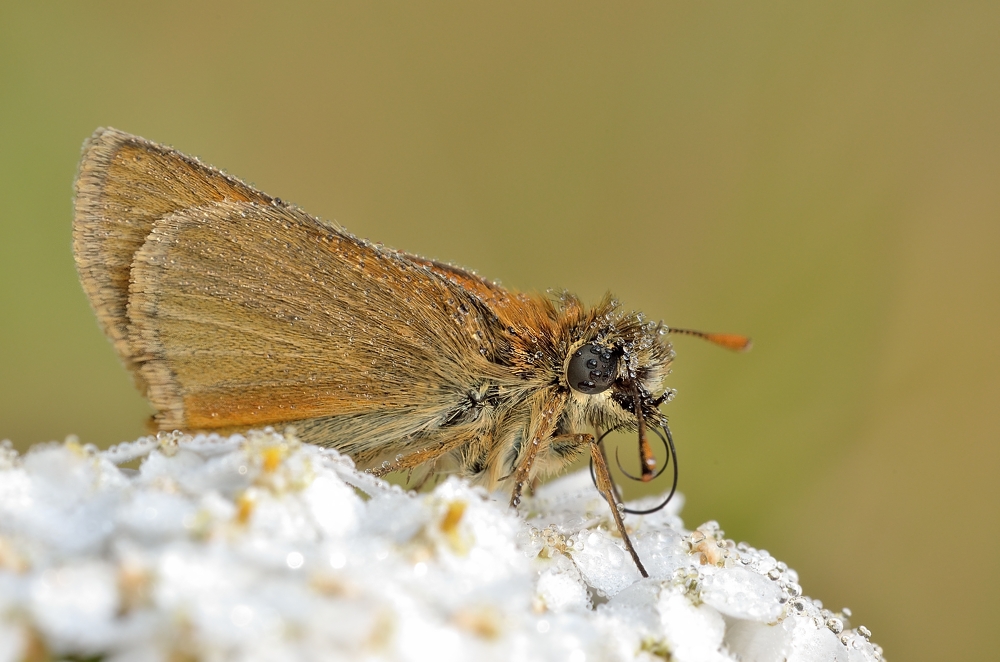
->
[668,328,752,352]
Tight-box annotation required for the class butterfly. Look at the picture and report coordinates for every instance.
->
[73,128,749,576]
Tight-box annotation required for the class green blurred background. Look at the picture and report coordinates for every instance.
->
[2,2,998,659]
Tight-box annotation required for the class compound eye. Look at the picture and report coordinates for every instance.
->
[567,343,617,394]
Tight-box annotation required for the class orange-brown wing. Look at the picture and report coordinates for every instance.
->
[73,128,507,431]
[128,199,507,430]
[405,256,507,303]
[403,254,574,352]
[73,128,271,392]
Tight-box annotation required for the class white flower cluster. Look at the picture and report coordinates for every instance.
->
[0,431,884,662]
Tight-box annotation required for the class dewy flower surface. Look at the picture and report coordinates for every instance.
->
[0,431,884,662]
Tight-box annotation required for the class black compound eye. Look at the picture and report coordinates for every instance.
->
[567,343,617,394]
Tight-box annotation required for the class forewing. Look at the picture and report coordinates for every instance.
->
[73,128,270,389]
[127,199,501,430]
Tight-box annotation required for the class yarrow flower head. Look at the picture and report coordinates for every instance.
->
[0,431,884,661]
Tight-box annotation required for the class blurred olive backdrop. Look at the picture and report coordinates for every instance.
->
[2,2,998,659]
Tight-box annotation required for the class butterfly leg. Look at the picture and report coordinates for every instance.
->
[406,460,441,491]
[526,432,592,494]
[367,431,476,478]
[508,390,568,508]
[589,436,648,578]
